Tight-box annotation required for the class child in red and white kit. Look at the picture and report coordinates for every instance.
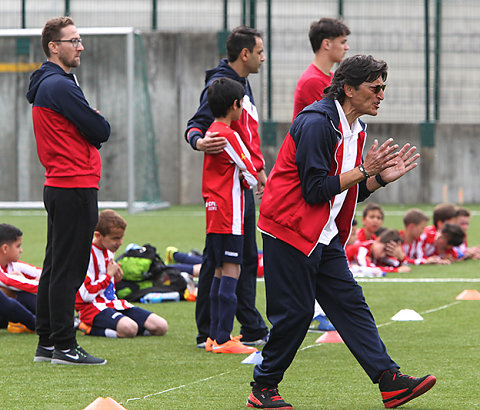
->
[202,77,258,354]
[356,202,384,242]
[0,223,40,313]
[0,223,38,332]
[75,210,168,338]
[347,229,411,273]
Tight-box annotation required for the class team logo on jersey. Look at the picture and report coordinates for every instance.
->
[205,201,217,211]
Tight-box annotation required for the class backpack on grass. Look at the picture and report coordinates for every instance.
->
[115,243,187,302]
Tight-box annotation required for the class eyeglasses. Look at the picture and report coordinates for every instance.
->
[52,38,83,48]
[365,84,386,94]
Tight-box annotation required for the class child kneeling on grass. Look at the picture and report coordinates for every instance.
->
[75,210,168,338]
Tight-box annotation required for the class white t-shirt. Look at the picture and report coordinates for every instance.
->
[318,100,363,245]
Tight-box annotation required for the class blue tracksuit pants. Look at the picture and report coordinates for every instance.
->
[253,234,398,386]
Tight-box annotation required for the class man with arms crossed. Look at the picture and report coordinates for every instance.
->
[27,16,110,365]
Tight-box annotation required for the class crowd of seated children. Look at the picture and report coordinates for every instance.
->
[350,203,472,272]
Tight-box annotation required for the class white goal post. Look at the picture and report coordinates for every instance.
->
[0,27,168,213]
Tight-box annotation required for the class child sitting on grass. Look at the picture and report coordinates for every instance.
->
[0,223,40,332]
[356,202,384,242]
[75,210,168,338]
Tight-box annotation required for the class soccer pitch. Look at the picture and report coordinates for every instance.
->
[1,204,479,409]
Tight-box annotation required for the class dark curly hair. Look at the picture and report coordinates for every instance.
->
[324,55,388,104]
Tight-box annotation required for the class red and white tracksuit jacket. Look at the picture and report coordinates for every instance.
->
[0,261,41,293]
[258,98,372,256]
[75,244,133,326]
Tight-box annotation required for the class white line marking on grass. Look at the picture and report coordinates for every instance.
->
[258,277,480,283]
[120,369,236,405]
[120,300,462,404]
[377,301,461,328]
[357,278,480,283]
[421,301,461,315]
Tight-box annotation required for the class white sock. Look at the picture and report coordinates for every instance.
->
[105,328,117,338]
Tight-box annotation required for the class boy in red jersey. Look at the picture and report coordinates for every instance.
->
[399,208,447,265]
[0,224,41,302]
[357,202,385,242]
[347,229,411,273]
[0,224,38,333]
[203,77,258,355]
[75,210,168,340]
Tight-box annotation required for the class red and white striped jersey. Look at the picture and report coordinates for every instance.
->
[420,225,458,259]
[75,244,133,325]
[202,121,258,235]
[345,241,403,273]
[0,260,41,294]
[399,229,428,265]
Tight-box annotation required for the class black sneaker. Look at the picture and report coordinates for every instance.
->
[33,345,54,362]
[51,345,107,365]
[379,369,436,408]
[242,333,269,347]
[247,381,292,409]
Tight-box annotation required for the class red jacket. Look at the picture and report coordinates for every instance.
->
[26,62,110,188]
[258,98,372,256]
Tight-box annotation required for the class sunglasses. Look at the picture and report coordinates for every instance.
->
[365,84,386,94]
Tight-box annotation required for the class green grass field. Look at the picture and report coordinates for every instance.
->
[1,204,479,409]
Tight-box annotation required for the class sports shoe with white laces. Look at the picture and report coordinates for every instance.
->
[379,369,436,408]
[51,345,107,365]
[247,382,292,409]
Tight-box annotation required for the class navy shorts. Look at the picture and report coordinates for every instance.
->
[93,307,151,331]
[206,233,244,267]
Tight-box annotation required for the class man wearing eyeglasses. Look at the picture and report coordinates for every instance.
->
[26,17,110,366]
[246,55,436,409]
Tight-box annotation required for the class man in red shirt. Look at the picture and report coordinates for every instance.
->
[292,17,350,119]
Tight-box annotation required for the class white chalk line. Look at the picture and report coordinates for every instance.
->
[121,292,464,404]
[302,300,462,350]
[120,368,237,405]
[357,278,480,283]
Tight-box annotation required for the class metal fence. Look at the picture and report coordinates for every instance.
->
[1,0,479,125]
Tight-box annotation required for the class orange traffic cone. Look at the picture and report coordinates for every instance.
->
[83,397,125,410]
[456,289,480,300]
[315,331,344,344]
